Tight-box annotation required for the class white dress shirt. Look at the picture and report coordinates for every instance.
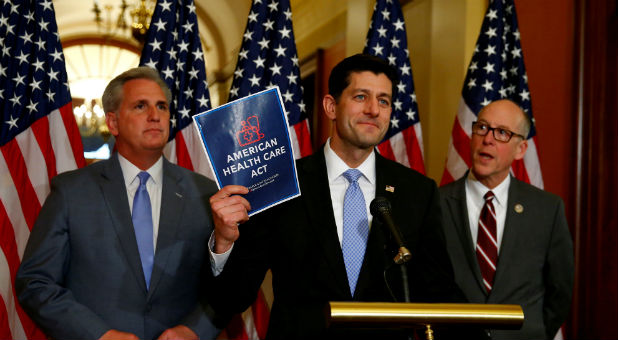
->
[118,154,163,251]
[324,139,376,245]
[465,172,510,253]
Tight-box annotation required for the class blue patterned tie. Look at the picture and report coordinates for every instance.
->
[132,171,154,289]
[342,169,369,296]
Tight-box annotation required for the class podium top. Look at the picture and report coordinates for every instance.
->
[326,302,524,329]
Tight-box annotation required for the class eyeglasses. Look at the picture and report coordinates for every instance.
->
[471,121,526,143]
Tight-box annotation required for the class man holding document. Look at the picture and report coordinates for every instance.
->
[209,54,464,339]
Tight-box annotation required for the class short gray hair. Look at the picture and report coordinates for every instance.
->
[102,66,172,113]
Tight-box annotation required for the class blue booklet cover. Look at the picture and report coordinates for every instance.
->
[192,87,301,216]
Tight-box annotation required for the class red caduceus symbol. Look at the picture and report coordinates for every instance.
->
[236,115,265,146]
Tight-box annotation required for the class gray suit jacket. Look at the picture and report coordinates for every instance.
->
[16,154,221,340]
[440,176,573,340]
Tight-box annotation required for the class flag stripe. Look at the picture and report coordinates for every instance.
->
[291,120,312,158]
[179,127,214,178]
[241,308,258,340]
[163,140,178,164]
[405,125,425,173]
[58,103,87,169]
[30,116,57,183]
[251,290,270,340]
[523,137,543,188]
[377,138,396,163]
[15,128,50,205]
[173,129,195,171]
[0,159,31,259]
[1,141,41,230]
[0,202,32,340]
[386,132,411,168]
[48,103,80,173]
[0,295,12,340]
[452,120,473,169]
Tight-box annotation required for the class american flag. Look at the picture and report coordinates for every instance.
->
[139,0,214,178]
[441,0,543,188]
[228,0,312,160]
[363,0,425,174]
[0,0,85,338]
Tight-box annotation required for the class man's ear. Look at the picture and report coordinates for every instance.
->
[322,94,337,121]
[106,112,119,137]
[514,138,528,160]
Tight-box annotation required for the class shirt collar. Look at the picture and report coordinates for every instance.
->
[324,138,376,185]
[118,153,164,187]
[466,171,510,207]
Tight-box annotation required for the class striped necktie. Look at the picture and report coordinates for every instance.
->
[476,190,498,292]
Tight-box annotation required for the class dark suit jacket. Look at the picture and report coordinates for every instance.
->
[16,154,221,340]
[212,149,463,339]
[440,176,574,339]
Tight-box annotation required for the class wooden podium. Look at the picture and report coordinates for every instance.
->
[326,302,524,340]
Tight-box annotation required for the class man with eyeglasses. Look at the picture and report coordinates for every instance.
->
[439,99,574,339]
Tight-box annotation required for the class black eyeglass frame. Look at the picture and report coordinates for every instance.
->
[471,121,526,143]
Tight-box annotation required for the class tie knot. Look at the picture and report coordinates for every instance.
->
[343,169,362,184]
[484,190,495,201]
[137,171,150,186]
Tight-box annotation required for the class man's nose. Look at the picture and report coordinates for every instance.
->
[146,106,160,121]
[365,97,380,116]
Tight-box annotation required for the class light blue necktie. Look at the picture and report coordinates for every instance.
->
[341,169,369,296]
[132,171,154,289]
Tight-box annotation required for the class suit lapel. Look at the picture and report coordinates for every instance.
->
[299,151,351,297]
[147,159,184,299]
[445,177,487,296]
[491,177,524,297]
[99,154,148,293]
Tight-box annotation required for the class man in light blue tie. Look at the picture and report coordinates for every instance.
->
[207,54,465,339]
[16,67,222,340]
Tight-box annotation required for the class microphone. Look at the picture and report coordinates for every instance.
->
[370,196,411,264]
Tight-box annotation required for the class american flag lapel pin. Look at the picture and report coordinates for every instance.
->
[385,185,395,193]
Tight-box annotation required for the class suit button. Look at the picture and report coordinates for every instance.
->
[145,304,152,312]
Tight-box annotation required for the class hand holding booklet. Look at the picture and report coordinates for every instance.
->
[192,87,301,216]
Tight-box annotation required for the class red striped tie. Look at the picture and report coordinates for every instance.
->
[476,191,498,292]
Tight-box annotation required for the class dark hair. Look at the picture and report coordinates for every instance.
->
[328,53,398,101]
[102,66,172,114]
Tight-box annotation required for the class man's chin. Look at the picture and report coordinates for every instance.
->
[144,142,167,152]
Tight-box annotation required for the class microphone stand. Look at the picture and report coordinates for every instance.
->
[396,247,413,340]
[397,249,411,303]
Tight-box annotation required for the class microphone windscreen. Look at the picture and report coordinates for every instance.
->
[369,196,391,217]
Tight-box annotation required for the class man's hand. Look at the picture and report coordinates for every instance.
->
[157,325,198,340]
[99,329,139,340]
[210,185,251,254]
